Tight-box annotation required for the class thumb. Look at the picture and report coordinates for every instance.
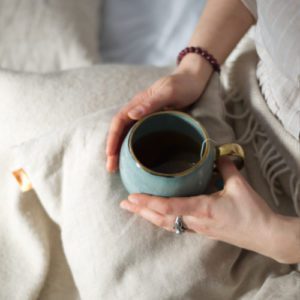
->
[217,157,240,182]
[127,90,172,120]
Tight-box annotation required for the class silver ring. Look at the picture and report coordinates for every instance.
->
[173,216,186,234]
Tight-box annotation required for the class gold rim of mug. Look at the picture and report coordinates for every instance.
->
[128,110,211,178]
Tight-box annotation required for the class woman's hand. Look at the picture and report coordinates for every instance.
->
[105,56,213,172]
[120,158,300,264]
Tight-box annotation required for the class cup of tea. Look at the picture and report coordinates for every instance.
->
[119,111,244,197]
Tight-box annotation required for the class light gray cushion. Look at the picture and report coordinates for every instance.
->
[0,0,101,72]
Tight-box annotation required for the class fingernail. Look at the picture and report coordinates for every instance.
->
[105,146,110,156]
[120,200,135,211]
[106,161,114,173]
[120,201,128,209]
[128,195,140,204]
[128,106,145,118]
[106,159,117,173]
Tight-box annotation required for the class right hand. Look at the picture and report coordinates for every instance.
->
[106,67,211,172]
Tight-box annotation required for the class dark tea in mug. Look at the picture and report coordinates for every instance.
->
[132,130,203,174]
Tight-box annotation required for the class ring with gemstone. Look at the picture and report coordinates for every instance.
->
[173,216,186,234]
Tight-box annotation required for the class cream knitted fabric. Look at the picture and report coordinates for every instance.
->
[241,0,300,140]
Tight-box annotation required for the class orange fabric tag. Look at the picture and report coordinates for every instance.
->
[12,168,33,192]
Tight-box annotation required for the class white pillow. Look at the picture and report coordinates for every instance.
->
[0,0,102,72]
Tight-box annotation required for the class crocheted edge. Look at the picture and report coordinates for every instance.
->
[224,48,300,216]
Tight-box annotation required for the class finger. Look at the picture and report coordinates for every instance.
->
[106,89,161,159]
[120,200,177,231]
[127,89,173,120]
[120,200,211,235]
[181,215,215,236]
[106,77,176,161]
[106,155,119,173]
[106,111,134,156]
[128,193,214,218]
[217,157,240,182]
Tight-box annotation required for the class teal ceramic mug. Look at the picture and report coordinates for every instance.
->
[119,111,244,197]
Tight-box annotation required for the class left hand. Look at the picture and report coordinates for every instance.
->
[120,158,283,261]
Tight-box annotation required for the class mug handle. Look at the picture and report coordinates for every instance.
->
[216,143,245,169]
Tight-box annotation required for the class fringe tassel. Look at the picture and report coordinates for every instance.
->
[224,59,300,216]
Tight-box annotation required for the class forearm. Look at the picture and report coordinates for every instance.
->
[176,0,255,82]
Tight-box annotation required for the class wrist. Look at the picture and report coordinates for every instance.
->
[268,214,300,264]
[177,47,221,73]
[173,53,214,85]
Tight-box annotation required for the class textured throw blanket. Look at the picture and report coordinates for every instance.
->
[0,2,299,298]
[1,68,298,299]
[226,49,300,218]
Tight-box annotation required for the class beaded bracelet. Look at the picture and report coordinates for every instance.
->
[177,46,221,74]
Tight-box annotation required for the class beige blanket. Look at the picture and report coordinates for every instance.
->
[226,49,300,218]
[1,66,298,299]
[0,3,299,297]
